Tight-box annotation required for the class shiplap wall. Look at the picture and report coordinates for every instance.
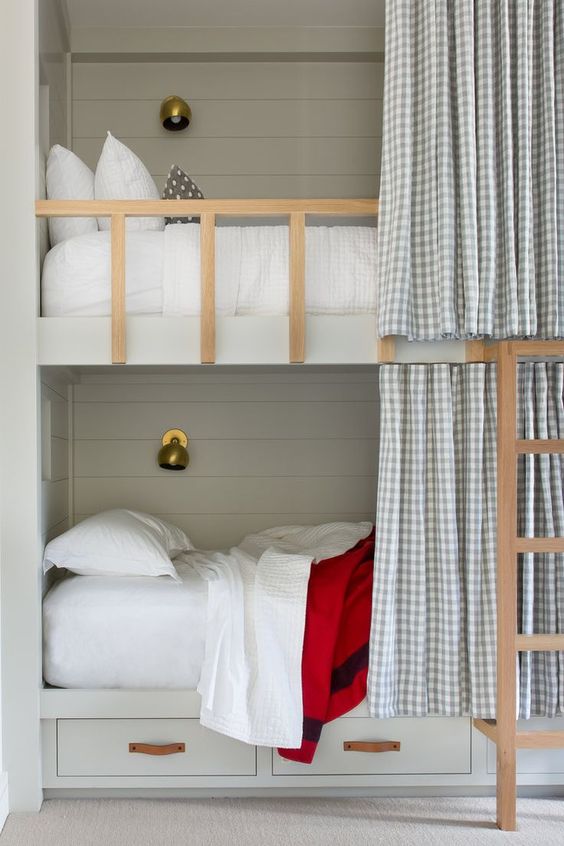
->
[39,0,69,148]
[72,61,383,198]
[41,372,70,547]
[72,370,379,549]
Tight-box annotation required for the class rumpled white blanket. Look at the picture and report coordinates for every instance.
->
[163,223,378,316]
[181,521,373,748]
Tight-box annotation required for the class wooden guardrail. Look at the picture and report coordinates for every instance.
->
[35,198,385,365]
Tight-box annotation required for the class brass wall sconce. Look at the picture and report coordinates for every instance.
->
[160,95,192,131]
[158,429,189,470]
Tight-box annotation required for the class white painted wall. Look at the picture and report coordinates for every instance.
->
[72,60,383,198]
[71,369,379,548]
[0,0,44,814]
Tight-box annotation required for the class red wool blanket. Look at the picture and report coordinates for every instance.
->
[278,529,375,764]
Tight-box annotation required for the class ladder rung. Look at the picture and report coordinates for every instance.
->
[514,537,564,553]
[516,730,564,749]
[474,719,564,750]
[516,634,564,651]
[515,439,564,454]
[511,341,564,358]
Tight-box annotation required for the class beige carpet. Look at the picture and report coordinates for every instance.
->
[1,797,564,845]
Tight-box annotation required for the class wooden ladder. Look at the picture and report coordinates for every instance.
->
[472,340,564,830]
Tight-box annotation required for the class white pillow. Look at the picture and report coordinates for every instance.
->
[95,132,164,231]
[46,145,98,245]
[43,509,193,580]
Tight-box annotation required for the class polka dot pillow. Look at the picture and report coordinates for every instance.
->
[162,166,204,223]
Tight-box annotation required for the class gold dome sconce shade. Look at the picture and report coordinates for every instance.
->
[160,95,192,131]
[158,429,189,470]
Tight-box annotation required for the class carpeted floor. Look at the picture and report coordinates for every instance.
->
[1,797,563,845]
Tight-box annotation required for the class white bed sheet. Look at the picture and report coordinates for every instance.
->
[42,563,207,689]
[41,224,378,317]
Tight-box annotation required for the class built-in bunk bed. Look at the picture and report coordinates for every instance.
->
[36,153,564,821]
[36,135,475,797]
[2,0,562,834]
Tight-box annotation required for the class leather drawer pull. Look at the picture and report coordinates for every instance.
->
[129,743,185,756]
[343,741,401,753]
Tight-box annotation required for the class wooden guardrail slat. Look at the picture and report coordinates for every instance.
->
[200,212,216,364]
[289,212,306,363]
[111,214,126,365]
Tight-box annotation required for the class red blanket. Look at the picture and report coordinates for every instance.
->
[278,529,375,764]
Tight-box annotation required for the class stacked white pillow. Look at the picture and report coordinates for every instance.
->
[95,132,164,231]
[46,133,164,245]
[46,145,98,245]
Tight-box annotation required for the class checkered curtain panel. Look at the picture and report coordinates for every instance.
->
[368,364,497,718]
[517,364,564,718]
[377,1,564,340]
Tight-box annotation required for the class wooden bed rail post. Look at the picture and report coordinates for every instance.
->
[495,340,518,831]
[377,336,396,362]
[200,212,216,364]
[289,212,306,363]
[111,214,126,364]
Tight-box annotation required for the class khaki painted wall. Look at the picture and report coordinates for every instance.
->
[72,60,383,198]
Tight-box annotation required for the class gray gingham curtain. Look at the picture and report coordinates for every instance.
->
[368,364,498,718]
[368,363,564,718]
[377,1,564,340]
[518,364,564,718]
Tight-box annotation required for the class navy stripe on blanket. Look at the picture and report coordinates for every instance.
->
[302,717,324,744]
[330,643,369,694]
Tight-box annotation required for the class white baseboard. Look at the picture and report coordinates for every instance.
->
[0,772,9,832]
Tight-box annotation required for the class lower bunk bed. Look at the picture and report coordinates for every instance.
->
[41,515,475,793]
[40,508,564,798]
[36,352,564,828]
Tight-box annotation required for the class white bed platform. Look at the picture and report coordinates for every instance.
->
[38,315,381,366]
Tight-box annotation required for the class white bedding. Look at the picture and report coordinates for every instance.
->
[185,521,373,748]
[42,564,207,689]
[41,223,378,317]
[43,521,372,749]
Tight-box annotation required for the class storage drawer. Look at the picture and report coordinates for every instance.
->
[273,717,471,776]
[487,718,564,775]
[57,719,256,777]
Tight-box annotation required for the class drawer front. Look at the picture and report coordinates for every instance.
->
[273,717,471,776]
[57,719,256,777]
[487,718,564,775]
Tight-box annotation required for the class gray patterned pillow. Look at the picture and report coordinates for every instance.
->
[162,166,204,223]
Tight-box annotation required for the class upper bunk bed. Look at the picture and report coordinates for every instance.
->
[36,197,392,366]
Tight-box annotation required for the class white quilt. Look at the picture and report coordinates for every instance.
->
[182,521,372,748]
[163,223,378,316]
[41,224,378,317]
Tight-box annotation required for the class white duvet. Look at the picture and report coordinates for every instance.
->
[41,223,378,317]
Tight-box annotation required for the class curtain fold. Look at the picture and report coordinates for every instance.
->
[367,364,497,718]
[517,364,564,718]
[377,1,564,340]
